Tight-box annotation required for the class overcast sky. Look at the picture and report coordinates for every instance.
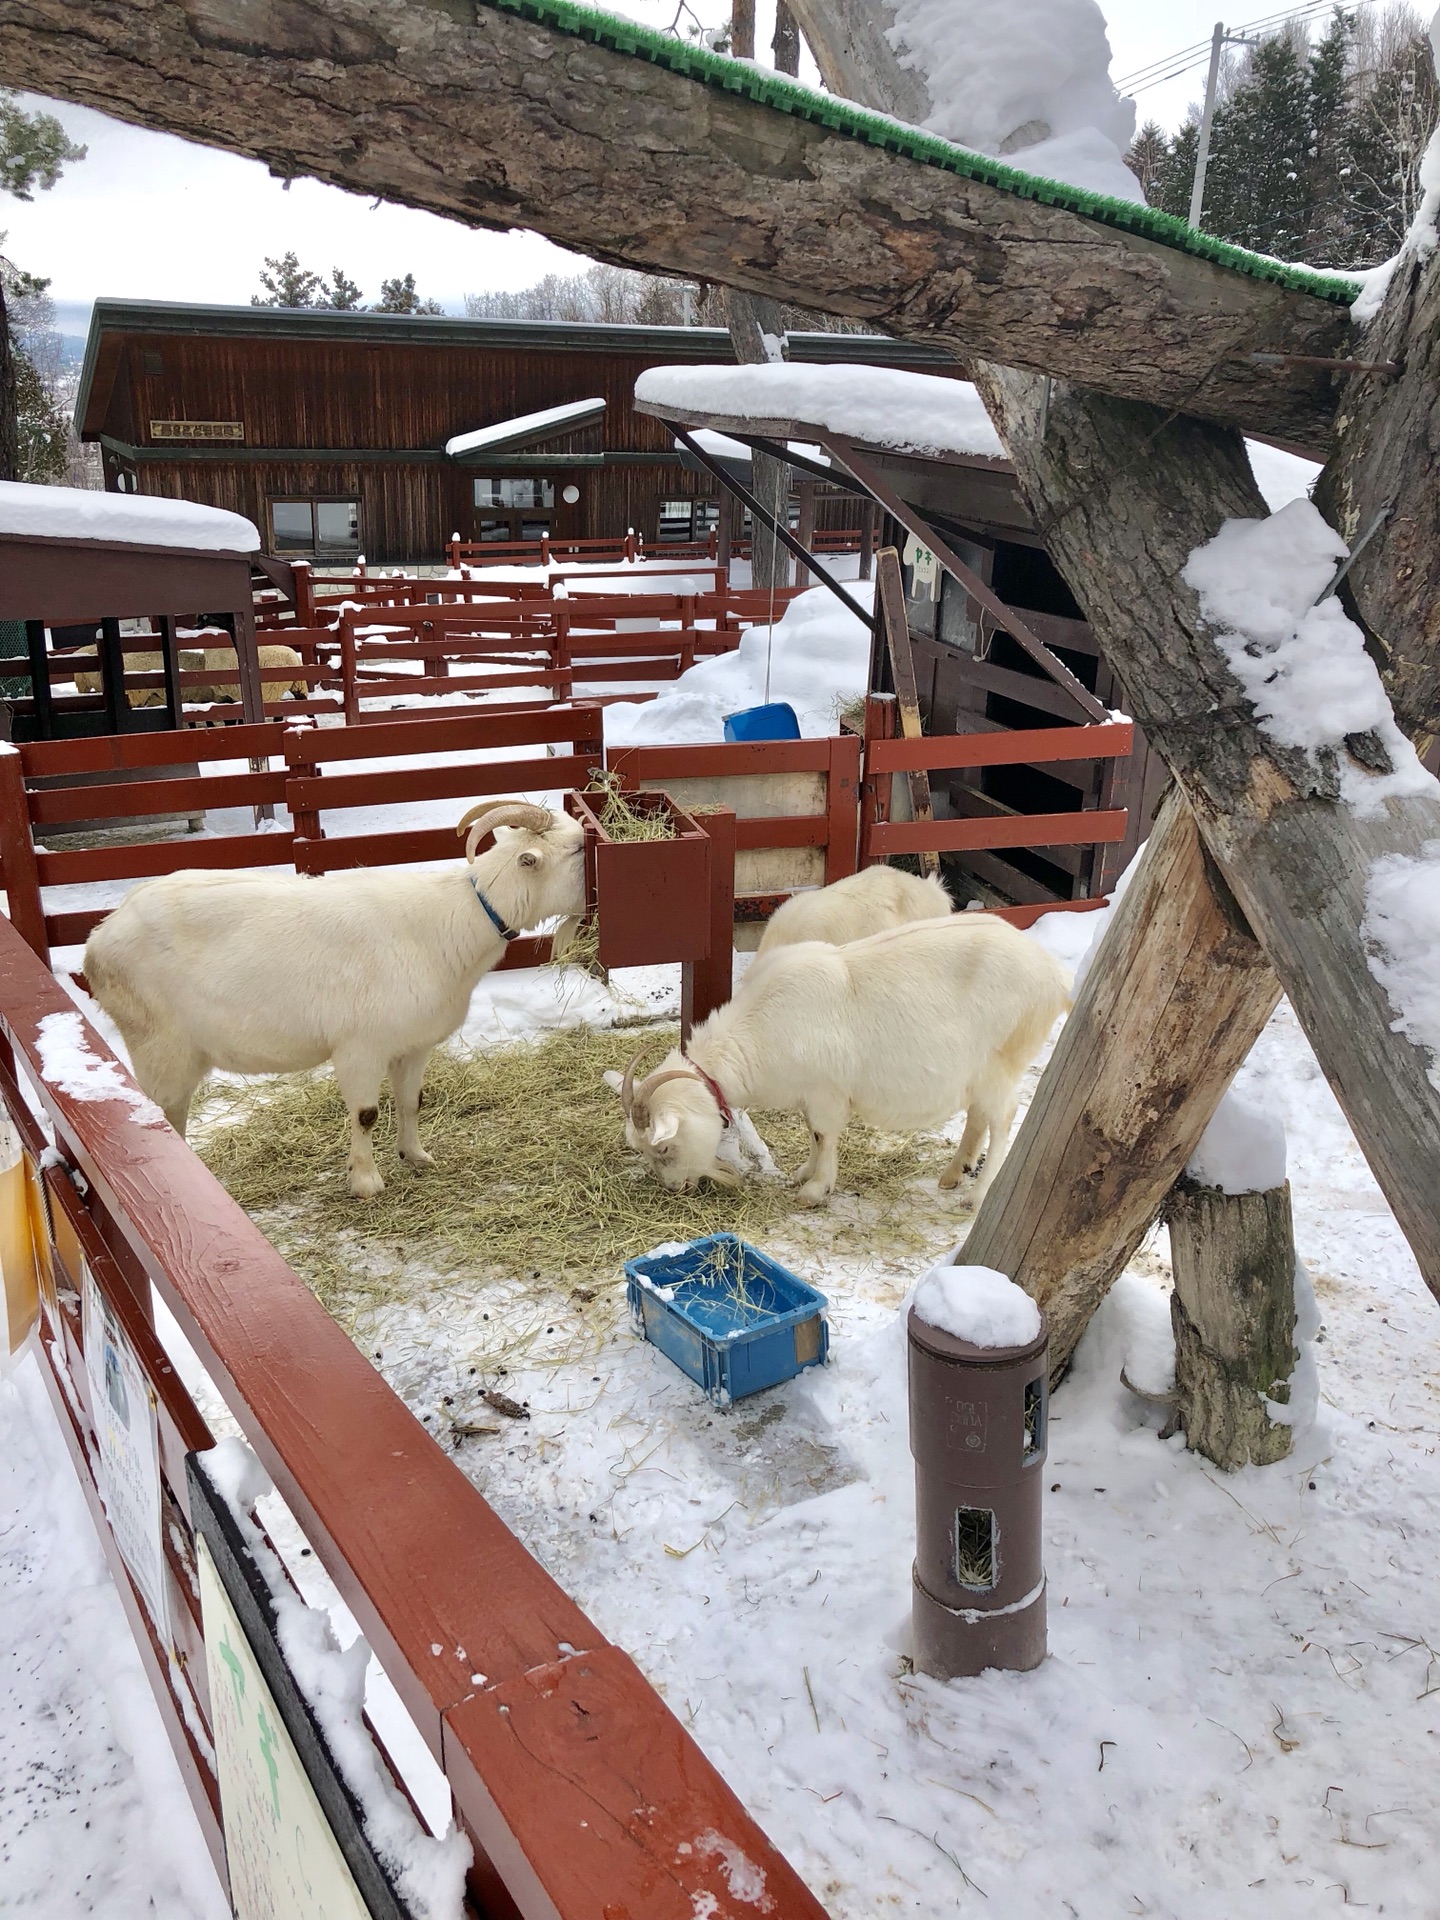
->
[1,1,1375,331]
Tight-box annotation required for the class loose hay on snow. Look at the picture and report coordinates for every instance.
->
[193,1023,970,1354]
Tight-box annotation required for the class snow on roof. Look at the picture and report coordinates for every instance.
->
[445,397,605,460]
[0,480,259,552]
[677,429,831,466]
[637,364,1005,462]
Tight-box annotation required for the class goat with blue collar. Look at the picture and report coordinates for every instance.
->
[84,799,586,1196]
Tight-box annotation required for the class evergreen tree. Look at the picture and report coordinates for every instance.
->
[1341,11,1438,261]
[0,92,85,482]
[374,272,443,315]
[252,251,324,307]
[1125,120,1171,202]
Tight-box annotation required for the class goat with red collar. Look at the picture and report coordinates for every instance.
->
[613,914,1070,1206]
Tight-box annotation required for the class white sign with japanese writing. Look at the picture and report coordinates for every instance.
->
[81,1260,169,1643]
[198,1535,373,1920]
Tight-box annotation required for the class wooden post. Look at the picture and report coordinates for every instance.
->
[824,732,862,881]
[717,491,734,573]
[24,620,53,738]
[0,747,47,962]
[98,616,127,734]
[795,477,816,588]
[875,548,939,877]
[859,500,877,581]
[1165,1176,1298,1470]
[682,805,735,1044]
[157,613,183,729]
[960,788,1281,1377]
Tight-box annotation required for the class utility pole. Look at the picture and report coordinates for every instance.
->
[1188,21,1226,230]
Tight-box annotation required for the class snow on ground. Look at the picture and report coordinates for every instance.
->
[6,559,1440,1916]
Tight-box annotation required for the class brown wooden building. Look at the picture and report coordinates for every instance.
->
[76,302,962,565]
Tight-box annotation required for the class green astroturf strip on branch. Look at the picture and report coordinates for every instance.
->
[477,0,1361,308]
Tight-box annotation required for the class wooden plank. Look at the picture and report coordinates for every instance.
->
[875,548,939,878]
[868,720,1134,773]
[20,720,285,776]
[287,754,599,817]
[734,816,828,850]
[36,831,296,890]
[0,747,49,961]
[825,732,862,881]
[0,921,828,1920]
[871,809,1128,855]
[613,739,836,780]
[961,789,1282,1375]
[284,707,604,765]
[28,769,286,826]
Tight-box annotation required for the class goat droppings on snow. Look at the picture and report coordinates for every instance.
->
[911,1263,1042,1348]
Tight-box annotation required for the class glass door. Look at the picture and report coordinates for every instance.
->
[472,476,556,545]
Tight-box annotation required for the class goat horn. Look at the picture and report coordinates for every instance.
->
[620,1051,645,1120]
[630,1067,700,1132]
[457,800,554,863]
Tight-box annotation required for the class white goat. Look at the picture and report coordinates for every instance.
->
[70,642,308,709]
[758,865,952,952]
[85,800,585,1196]
[613,915,1069,1205]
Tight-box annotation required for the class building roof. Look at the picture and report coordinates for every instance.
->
[76,299,962,437]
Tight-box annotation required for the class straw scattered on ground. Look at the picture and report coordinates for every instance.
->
[192,1023,969,1358]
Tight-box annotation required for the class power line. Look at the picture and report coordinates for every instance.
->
[1114,0,1380,96]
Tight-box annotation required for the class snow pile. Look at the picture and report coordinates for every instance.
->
[35,1011,165,1128]
[1352,6,1440,320]
[199,1439,471,1920]
[911,1262,1042,1348]
[1362,839,1440,1090]
[1187,1087,1288,1195]
[603,581,872,746]
[1245,440,1321,512]
[635,363,1005,461]
[445,397,604,459]
[888,0,1142,204]
[1182,498,1435,814]
[0,480,259,552]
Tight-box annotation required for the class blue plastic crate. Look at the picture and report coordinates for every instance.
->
[624,1234,829,1406]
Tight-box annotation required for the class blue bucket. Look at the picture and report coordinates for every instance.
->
[722,702,801,743]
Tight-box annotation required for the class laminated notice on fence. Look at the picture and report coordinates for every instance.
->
[197,1534,372,1920]
[81,1260,169,1642]
[0,1120,41,1354]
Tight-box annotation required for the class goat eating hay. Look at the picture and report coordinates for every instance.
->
[192,1024,971,1345]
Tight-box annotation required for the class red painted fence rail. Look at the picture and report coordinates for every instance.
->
[0,917,830,1919]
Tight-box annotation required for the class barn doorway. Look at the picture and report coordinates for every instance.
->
[470,475,561,546]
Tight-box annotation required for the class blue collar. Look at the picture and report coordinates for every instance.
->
[470,873,518,941]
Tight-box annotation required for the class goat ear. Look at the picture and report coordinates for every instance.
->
[649,1110,681,1145]
[517,849,540,869]
[602,1069,625,1094]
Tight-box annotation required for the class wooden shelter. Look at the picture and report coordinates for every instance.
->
[75,302,964,565]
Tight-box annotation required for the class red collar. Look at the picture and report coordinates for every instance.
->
[686,1058,734,1129]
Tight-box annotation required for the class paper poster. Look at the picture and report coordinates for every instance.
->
[81,1258,170,1642]
[198,1535,373,1920]
[0,1122,40,1354]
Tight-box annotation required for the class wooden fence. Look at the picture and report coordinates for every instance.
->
[0,914,828,1918]
[0,706,606,966]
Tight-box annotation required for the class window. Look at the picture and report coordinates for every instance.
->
[473,477,555,510]
[658,499,694,544]
[269,498,361,555]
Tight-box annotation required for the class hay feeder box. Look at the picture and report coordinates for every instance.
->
[568,786,737,1037]
[624,1234,829,1406]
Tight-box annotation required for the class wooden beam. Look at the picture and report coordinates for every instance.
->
[975,366,1440,1307]
[874,547,939,875]
[961,788,1281,1374]
[0,0,1352,446]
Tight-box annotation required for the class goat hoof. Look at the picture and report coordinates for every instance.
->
[400,1148,436,1172]
[795,1180,831,1208]
[938,1170,960,1191]
[348,1168,385,1199]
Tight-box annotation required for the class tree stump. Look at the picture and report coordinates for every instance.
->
[1165,1177,1298,1470]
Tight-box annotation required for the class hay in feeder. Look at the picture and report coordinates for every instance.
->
[582,769,676,842]
[192,1023,968,1357]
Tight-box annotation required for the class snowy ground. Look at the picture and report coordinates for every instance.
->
[4,553,1439,1917]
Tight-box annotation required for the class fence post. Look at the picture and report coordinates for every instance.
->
[340,611,360,725]
[0,747,48,963]
[858,692,896,867]
[825,732,863,881]
[682,804,736,1045]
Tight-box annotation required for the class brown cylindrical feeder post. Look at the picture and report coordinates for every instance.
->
[908,1298,1049,1679]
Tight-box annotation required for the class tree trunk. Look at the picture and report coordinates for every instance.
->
[973,366,1440,1308]
[0,0,1352,445]
[962,787,1280,1375]
[725,289,792,594]
[785,0,931,125]
[1165,1178,1297,1470]
[772,1,801,76]
[0,275,19,484]
[730,0,756,59]
[1316,245,1440,741]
